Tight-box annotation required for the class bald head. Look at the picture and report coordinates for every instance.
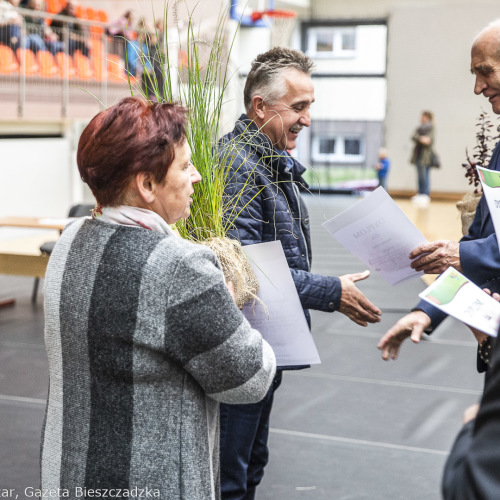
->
[473,20,500,57]
[471,20,500,114]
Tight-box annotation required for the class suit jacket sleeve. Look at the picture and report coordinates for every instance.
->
[413,195,500,331]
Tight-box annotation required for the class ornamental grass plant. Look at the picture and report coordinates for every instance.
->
[128,1,265,307]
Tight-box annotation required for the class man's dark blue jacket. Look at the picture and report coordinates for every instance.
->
[221,115,342,327]
[416,141,500,372]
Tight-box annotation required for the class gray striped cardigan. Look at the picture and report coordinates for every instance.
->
[41,217,276,499]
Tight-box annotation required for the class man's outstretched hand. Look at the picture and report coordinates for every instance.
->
[339,270,382,327]
[377,310,431,360]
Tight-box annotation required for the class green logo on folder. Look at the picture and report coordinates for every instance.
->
[480,169,500,188]
[425,270,468,305]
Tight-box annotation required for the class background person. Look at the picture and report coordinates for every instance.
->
[22,0,63,55]
[220,46,382,500]
[0,0,22,51]
[106,9,134,62]
[375,147,390,190]
[40,96,276,497]
[410,110,435,206]
[50,0,89,57]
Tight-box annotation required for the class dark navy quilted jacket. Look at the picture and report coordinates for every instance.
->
[221,115,342,327]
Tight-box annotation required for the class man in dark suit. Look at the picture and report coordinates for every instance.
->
[377,19,500,366]
[379,18,500,499]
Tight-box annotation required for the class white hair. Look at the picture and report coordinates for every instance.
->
[473,19,500,50]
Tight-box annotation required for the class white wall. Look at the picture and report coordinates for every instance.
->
[0,135,88,219]
[306,0,500,194]
[385,3,500,193]
[312,78,386,121]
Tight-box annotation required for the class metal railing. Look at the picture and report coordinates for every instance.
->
[0,7,133,118]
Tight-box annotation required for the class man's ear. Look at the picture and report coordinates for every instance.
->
[251,95,266,120]
[135,171,156,205]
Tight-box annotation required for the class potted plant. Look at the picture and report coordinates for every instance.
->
[457,110,500,235]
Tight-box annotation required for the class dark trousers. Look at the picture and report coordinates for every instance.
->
[0,25,21,51]
[220,370,283,500]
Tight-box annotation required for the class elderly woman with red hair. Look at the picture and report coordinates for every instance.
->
[40,96,276,498]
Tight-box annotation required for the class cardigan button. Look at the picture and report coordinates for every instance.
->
[328,301,335,310]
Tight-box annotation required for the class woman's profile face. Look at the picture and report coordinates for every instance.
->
[152,140,202,225]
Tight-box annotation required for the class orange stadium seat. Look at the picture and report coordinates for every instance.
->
[92,57,107,80]
[16,48,39,76]
[37,50,59,78]
[107,54,127,83]
[88,8,105,35]
[73,50,94,79]
[0,45,19,73]
[89,38,103,59]
[46,0,61,14]
[97,10,108,23]
[55,52,76,78]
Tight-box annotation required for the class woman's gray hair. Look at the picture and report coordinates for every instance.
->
[243,47,314,113]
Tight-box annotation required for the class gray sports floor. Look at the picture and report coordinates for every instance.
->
[0,194,483,499]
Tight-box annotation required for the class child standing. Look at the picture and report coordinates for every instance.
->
[375,148,390,190]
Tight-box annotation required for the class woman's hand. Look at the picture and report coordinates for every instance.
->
[226,280,236,301]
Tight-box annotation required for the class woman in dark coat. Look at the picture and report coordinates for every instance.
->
[410,110,435,204]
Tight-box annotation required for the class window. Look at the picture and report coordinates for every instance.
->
[312,135,364,163]
[307,27,356,58]
[318,138,336,155]
[344,138,361,156]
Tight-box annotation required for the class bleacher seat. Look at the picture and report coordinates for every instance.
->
[89,38,104,59]
[107,54,127,83]
[37,50,58,78]
[97,10,108,23]
[92,57,107,80]
[0,45,19,74]
[73,50,94,79]
[16,48,39,76]
[55,52,76,79]
[46,0,61,14]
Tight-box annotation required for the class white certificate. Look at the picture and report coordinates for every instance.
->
[477,166,500,249]
[419,267,500,337]
[242,240,321,367]
[322,187,427,285]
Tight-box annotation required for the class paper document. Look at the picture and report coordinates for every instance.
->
[322,187,427,285]
[477,166,500,249]
[241,240,320,367]
[419,267,500,337]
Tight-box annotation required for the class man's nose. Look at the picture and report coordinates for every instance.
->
[299,109,311,127]
[474,75,487,95]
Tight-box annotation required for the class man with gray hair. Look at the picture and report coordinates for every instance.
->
[438,19,500,498]
[220,46,382,500]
